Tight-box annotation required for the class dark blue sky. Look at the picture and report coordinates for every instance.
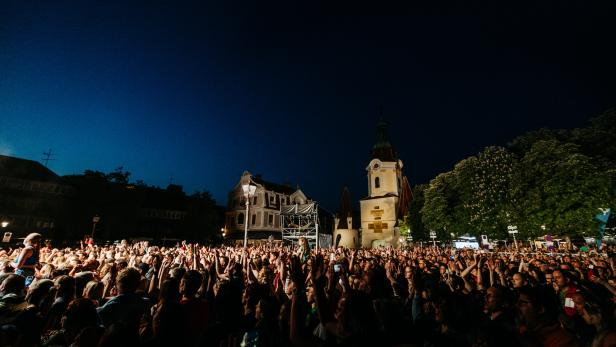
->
[1,2,615,210]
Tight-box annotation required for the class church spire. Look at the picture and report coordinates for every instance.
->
[371,118,398,162]
[336,186,352,229]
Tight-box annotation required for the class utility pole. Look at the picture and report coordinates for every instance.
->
[42,149,56,167]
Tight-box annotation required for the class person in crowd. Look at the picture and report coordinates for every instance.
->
[43,297,102,346]
[11,233,42,286]
[517,286,581,346]
[179,270,210,346]
[0,237,616,346]
[97,267,149,345]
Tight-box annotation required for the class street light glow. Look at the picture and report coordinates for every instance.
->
[241,180,258,248]
[1,221,8,228]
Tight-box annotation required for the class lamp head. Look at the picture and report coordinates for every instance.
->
[242,183,257,198]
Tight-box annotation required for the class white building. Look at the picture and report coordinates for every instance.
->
[225,171,310,243]
[360,121,410,248]
[333,186,359,248]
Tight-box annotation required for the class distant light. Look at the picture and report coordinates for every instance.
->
[1,221,8,228]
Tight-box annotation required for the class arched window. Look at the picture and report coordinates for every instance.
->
[237,213,245,225]
[375,176,380,188]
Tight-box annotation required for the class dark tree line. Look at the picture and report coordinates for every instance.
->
[55,169,224,243]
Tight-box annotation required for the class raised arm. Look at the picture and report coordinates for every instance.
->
[289,256,308,345]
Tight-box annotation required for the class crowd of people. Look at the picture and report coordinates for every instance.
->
[1,233,616,347]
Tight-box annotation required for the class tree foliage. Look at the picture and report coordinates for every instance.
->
[418,109,616,240]
[511,140,614,238]
[405,184,428,240]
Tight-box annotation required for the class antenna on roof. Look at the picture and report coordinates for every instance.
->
[41,148,56,167]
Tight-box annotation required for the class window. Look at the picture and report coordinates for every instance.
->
[252,214,256,225]
[253,196,257,205]
[268,214,273,225]
[237,213,245,225]
[375,177,380,188]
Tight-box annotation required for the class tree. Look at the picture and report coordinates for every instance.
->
[510,140,614,238]
[463,147,515,240]
[107,166,131,184]
[405,184,428,240]
[83,170,108,181]
[422,172,458,240]
[571,108,616,166]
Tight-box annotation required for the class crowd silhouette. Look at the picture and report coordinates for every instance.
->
[1,234,616,347]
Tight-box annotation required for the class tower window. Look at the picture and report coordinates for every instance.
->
[237,213,245,225]
[375,177,380,188]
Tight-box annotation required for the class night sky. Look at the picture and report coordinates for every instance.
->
[1,2,615,211]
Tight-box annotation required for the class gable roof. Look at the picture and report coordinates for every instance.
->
[0,155,59,181]
[251,175,295,195]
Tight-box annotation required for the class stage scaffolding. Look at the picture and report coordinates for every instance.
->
[281,203,325,249]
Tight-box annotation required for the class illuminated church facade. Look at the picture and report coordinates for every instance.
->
[334,120,412,248]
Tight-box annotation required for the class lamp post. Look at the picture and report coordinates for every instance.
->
[241,182,257,248]
[507,225,518,250]
[1,221,9,243]
[91,215,100,240]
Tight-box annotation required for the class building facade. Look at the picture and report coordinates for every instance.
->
[0,155,73,240]
[359,121,407,247]
[226,171,328,243]
[333,186,359,248]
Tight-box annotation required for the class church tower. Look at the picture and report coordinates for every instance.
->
[360,120,404,247]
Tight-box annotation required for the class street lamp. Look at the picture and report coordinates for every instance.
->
[1,221,9,243]
[241,181,257,248]
[91,215,100,240]
[430,230,437,248]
